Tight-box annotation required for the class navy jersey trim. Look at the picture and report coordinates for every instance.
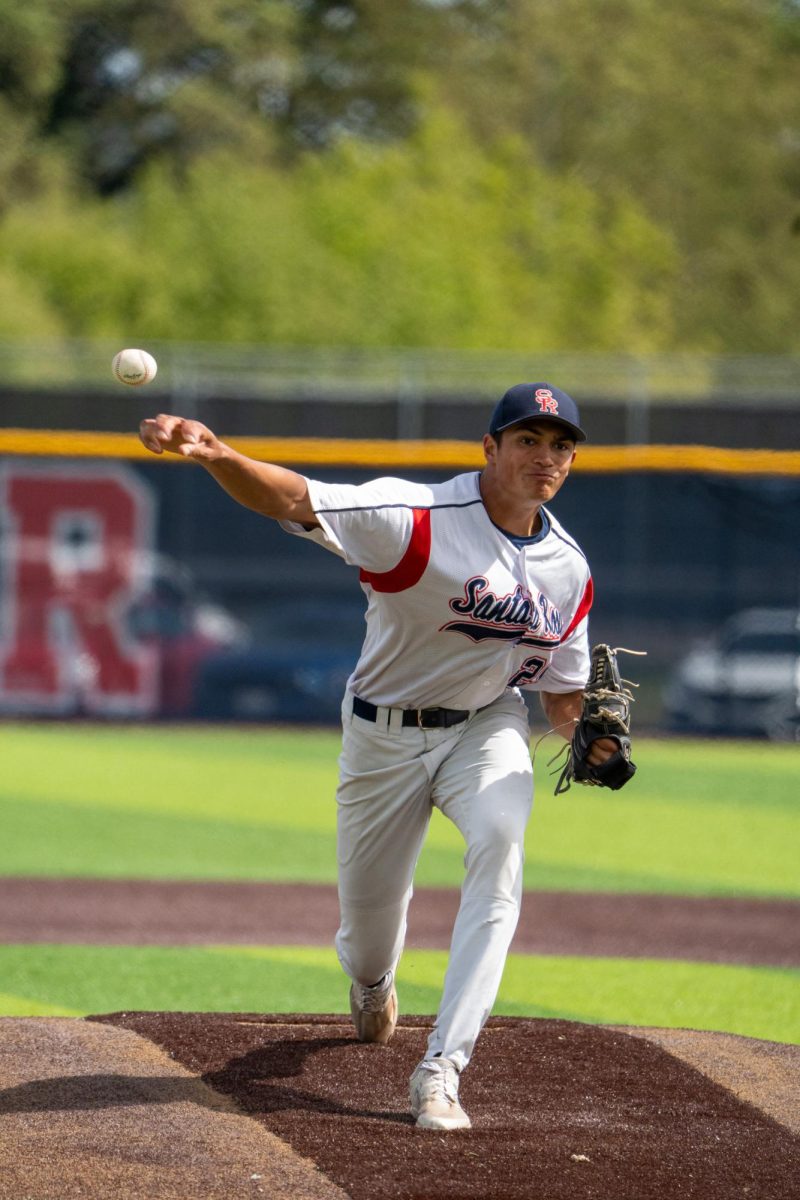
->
[546,518,587,562]
[491,509,551,548]
[316,499,484,515]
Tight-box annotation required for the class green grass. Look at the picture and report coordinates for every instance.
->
[0,723,797,895]
[0,944,797,1044]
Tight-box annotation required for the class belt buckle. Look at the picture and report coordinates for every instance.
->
[417,707,440,729]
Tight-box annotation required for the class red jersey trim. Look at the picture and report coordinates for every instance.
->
[359,507,432,593]
[561,576,593,642]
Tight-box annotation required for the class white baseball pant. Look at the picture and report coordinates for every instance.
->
[335,688,534,1072]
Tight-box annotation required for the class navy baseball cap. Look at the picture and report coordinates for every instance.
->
[488,382,587,442]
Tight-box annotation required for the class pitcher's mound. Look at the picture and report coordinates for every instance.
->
[90,1013,800,1200]
[0,1016,348,1200]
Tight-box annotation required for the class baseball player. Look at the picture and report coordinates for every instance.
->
[139,382,617,1131]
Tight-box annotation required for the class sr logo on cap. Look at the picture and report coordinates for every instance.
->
[534,388,559,415]
[487,382,587,441]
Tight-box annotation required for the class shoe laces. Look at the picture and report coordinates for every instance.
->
[355,971,393,1012]
[419,1058,459,1104]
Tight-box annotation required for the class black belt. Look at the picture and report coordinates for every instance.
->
[352,695,471,729]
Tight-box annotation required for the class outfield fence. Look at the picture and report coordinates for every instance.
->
[0,345,798,736]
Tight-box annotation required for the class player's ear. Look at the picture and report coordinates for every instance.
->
[483,433,498,464]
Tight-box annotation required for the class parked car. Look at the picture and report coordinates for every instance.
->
[127,555,250,716]
[192,645,356,723]
[663,607,800,740]
[191,596,365,724]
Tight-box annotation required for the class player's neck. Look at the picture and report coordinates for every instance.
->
[479,474,543,537]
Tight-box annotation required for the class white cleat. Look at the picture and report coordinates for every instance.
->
[409,1057,471,1130]
[349,971,398,1045]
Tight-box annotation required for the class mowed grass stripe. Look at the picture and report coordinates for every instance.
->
[0,945,797,1045]
[0,991,82,1018]
[0,724,797,896]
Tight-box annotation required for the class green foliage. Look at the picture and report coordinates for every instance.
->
[0,1,66,112]
[0,0,798,349]
[442,0,800,351]
[0,109,677,348]
[7,0,431,192]
[0,263,68,338]
[40,0,297,192]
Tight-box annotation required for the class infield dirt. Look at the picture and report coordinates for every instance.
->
[1,878,798,965]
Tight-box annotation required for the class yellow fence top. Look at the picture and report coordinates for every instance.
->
[0,429,798,475]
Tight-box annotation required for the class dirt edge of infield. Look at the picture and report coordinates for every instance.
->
[0,1017,349,1200]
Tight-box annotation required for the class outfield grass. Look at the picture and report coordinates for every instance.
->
[0,723,797,896]
[1,723,797,1041]
[0,944,797,1044]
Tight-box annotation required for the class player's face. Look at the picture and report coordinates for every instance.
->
[484,421,577,504]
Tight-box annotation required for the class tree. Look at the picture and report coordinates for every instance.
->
[42,0,297,192]
[0,0,798,351]
[0,107,677,349]
[436,0,800,350]
[5,0,453,193]
[0,2,70,208]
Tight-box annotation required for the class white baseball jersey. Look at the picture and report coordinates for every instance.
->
[281,471,592,710]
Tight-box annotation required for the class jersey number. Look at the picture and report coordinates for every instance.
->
[508,656,548,688]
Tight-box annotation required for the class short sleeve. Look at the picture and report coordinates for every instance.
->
[280,476,429,573]
[542,617,591,691]
[538,571,593,692]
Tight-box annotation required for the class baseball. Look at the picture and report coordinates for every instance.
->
[112,348,158,386]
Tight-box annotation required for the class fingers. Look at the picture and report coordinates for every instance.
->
[139,414,180,453]
[586,737,619,766]
[139,415,210,456]
[176,440,214,460]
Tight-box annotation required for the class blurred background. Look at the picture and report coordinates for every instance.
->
[0,0,798,737]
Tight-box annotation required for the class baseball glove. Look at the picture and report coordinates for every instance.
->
[554,644,644,794]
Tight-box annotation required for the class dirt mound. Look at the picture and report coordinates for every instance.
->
[615,1024,800,1136]
[90,1012,800,1200]
[0,1017,348,1200]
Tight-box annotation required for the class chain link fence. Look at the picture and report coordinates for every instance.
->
[2,341,799,445]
